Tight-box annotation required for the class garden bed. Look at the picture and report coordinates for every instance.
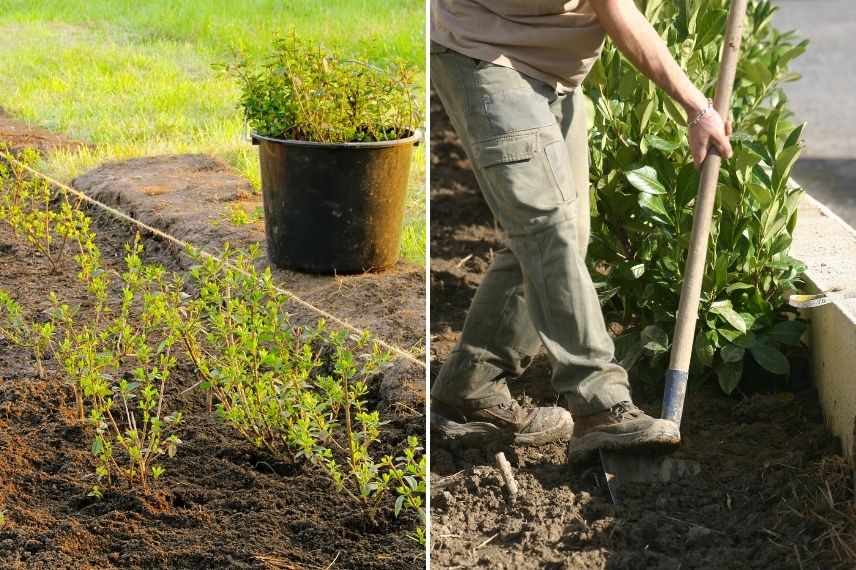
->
[0,111,426,566]
[429,102,855,569]
[0,211,425,569]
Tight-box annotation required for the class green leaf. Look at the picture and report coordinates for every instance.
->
[746,183,773,208]
[739,312,758,331]
[641,325,669,355]
[721,343,745,363]
[639,99,657,133]
[750,343,790,375]
[741,60,774,86]
[638,193,670,220]
[733,147,765,173]
[783,123,805,150]
[394,494,405,517]
[768,319,806,346]
[626,166,667,195]
[676,164,699,207]
[695,10,727,48]
[695,329,716,367]
[662,95,688,126]
[717,360,744,395]
[784,189,803,217]
[763,212,790,246]
[762,197,781,240]
[773,145,801,191]
[718,328,742,343]
[718,184,741,212]
[767,109,782,158]
[725,282,754,293]
[714,255,729,291]
[777,41,808,67]
[709,301,747,333]
[645,135,681,154]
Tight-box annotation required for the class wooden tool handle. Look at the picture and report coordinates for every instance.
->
[669,0,748,373]
[663,0,749,426]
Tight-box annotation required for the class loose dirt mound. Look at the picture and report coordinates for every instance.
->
[0,108,87,155]
[429,97,854,569]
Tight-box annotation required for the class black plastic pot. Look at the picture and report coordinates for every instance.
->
[252,132,419,274]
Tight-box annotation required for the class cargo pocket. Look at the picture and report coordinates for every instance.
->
[476,131,539,167]
[473,130,573,232]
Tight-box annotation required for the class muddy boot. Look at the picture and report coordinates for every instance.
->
[567,401,680,462]
[431,399,573,447]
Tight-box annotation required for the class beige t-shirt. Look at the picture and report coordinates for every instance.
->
[431,0,606,92]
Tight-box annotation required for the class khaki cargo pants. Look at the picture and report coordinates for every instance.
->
[430,43,631,415]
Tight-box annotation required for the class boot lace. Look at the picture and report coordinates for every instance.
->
[494,400,527,423]
[610,401,642,421]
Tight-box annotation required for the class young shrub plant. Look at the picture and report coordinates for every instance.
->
[0,149,91,273]
[223,34,420,143]
[183,245,425,536]
[51,237,187,496]
[585,0,808,393]
[0,290,53,378]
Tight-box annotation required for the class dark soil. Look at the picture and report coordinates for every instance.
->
[429,96,853,569]
[0,119,426,568]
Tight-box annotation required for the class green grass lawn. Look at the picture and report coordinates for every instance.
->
[0,0,426,264]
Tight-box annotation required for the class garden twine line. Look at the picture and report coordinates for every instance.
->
[2,152,425,369]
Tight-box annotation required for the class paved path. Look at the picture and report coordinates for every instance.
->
[774,0,856,226]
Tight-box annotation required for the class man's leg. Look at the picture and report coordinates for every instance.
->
[431,88,594,414]
[430,45,571,445]
[431,46,626,410]
[544,89,680,459]
[432,249,541,410]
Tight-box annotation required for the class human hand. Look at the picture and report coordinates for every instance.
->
[687,105,733,168]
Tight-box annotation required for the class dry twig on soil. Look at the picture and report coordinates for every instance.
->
[494,451,519,503]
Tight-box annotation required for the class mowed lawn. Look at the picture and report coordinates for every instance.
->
[0,0,426,263]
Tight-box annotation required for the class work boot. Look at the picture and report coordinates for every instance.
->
[431,399,573,446]
[567,401,680,462]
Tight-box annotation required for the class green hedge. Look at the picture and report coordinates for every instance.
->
[585,0,808,393]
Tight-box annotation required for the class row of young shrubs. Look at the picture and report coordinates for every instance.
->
[0,150,425,543]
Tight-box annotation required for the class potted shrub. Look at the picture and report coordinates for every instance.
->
[227,36,421,273]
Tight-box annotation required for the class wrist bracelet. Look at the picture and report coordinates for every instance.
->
[688,99,714,128]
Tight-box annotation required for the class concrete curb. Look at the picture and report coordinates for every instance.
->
[791,191,856,464]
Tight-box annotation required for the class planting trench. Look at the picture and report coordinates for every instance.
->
[0,118,426,568]
[429,99,856,569]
